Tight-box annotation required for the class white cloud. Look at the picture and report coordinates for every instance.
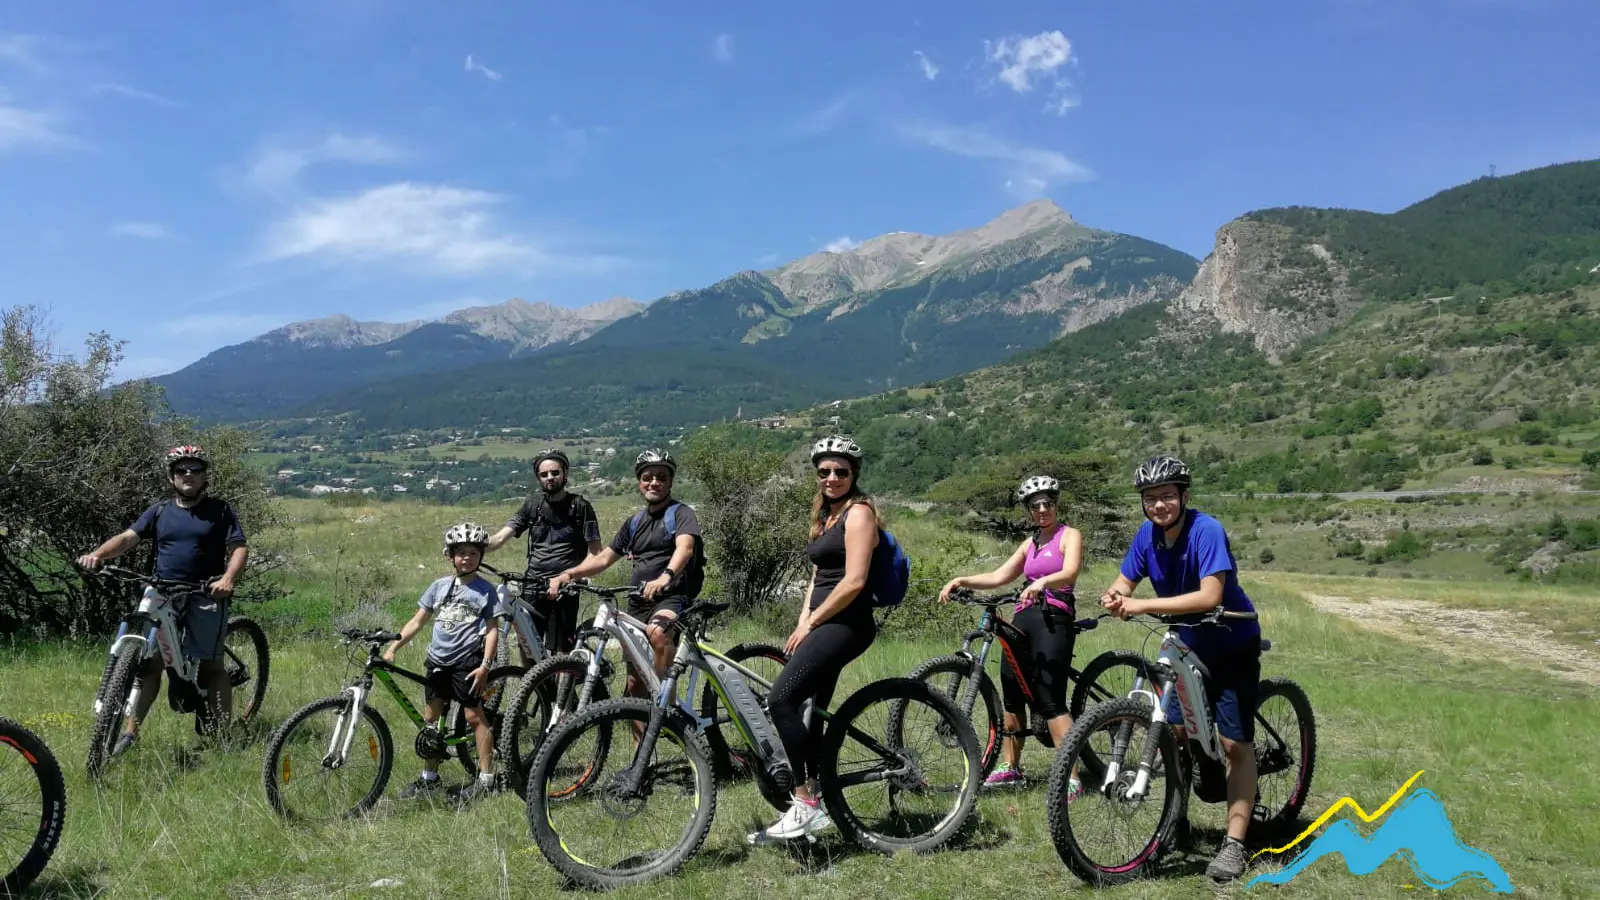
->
[897,121,1093,198]
[0,102,83,153]
[91,82,181,108]
[464,54,503,81]
[713,32,735,64]
[245,132,406,195]
[913,50,939,81]
[156,312,292,341]
[790,94,856,137]
[984,30,1079,116]
[0,33,49,75]
[822,236,859,253]
[110,221,174,240]
[258,181,617,276]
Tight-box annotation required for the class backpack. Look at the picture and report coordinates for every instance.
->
[624,501,706,586]
[866,525,911,608]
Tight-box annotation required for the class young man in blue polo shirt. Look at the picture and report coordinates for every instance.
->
[1099,455,1262,882]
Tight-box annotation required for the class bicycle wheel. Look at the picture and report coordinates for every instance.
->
[1252,677,1317,834]
[1046,696,1181,885]
[85,644,142,780]
[1070,649,1153,718]
[449,664,524,779]
[699,641,787,781]
[496,654,611,797]
[263,695,394,822]
[0,717,66,897]
[823,677,980,855]
[904,654,1002,778]
[223,615,271,723]
[527,698,715,890]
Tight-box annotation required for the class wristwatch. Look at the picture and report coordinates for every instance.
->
[663,567,677,580]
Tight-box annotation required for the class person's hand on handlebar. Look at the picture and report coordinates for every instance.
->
[938,578,966,604]
[1101,588,1141,620]
[546,572,571,600]
[77,553,105,570]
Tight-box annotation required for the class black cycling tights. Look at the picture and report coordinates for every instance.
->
[1001,604,1077,721]
[768,619,876,785]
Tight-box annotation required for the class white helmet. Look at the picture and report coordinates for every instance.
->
[810,435,864,465]
[1016,475,1060,502]
[634,448,676,476]
[443,521,488,552]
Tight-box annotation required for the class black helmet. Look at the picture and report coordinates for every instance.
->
[634,448,676,477]
[533,448,570,472]
[1133,455,1192,491]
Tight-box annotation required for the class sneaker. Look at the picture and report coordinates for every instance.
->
[984,766,1025,790]
[110,732,138,758]
[1207,836,1248,881]
[748,796,831,843]
[397,775,443,799]
[1064,777,1083,803]
[451,778,497,806]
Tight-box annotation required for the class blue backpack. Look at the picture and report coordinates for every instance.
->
[867,526,911,608]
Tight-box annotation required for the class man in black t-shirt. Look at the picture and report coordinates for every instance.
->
[548,448,704,690]
[486,448,602,656]
[78,445,249,750]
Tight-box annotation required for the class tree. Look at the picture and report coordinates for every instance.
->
[681,425,812,615]
[1,306,285,637]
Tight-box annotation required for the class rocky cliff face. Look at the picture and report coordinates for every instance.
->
[1174,218,1361,360]
[258,314,424,349]
[442,297,644,350]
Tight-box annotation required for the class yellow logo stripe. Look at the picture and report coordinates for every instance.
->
[1253,769,1426,859]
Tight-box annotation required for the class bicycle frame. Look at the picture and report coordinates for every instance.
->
[323,653,473,767]
[95,584,205,718]
[953,598,1101,724]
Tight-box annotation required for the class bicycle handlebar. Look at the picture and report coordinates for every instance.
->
[89,563,212,593]
[338,627,403,646]
[949,586,1109,632]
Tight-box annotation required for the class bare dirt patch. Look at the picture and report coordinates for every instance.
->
[1304,593,1600,687]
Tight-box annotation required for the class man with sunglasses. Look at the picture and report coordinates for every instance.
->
[77,445,248,750]
[547,448,703,686]
[487,448,602,656]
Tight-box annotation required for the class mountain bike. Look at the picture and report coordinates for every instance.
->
[1044,608,1317,885]
[478,563,562,670]
[261,628,523,822]
[496,583,786,797]
[908,587,1153,779]
[1,717,66,897]
[83,564,270,779]
[525,597,982,890]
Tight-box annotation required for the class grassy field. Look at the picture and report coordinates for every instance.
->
[3,499,1598,898]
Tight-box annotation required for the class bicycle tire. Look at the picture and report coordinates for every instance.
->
[526,698,715,890]
[699,640,788,782]
[223,615,271,723]
[495,654,611,797]
[448,664,524,779]
[1070,649,1153,719]
[263,695,394,822]
[85,644,142,781]
[1251,677,1317,834]
[1046,696,1181,885]
[904,653,1002,778]
[0,717,66,897]
[822,676,981,855]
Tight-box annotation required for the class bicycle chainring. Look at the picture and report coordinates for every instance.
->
[414,727,447,761]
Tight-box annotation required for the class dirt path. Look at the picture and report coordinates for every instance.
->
[1304,593,1600,687]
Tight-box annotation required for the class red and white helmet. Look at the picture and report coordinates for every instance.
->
[165,445,209,469]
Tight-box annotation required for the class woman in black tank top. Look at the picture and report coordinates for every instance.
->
[748,436,878,844]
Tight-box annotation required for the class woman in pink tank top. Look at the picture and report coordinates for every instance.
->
[938,475,1084,793]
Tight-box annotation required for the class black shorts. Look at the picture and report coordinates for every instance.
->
[524,594,580,656]
[627,594,687,634]
[425,658,484,709]
[1001,604,1076,720]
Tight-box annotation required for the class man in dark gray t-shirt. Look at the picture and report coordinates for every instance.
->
[487,448,602,655]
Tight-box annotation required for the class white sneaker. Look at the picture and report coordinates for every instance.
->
[748,797,832,843]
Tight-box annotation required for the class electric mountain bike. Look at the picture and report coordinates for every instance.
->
[84,564,270,780]
[261,628,522,822]
[1045,608,1317,885]
[0,717,66,897]
[909,587,1154,779]
[525,597,981,890]
[496,583,786,796]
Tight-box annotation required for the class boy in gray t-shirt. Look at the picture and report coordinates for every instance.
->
[384,522,503,803]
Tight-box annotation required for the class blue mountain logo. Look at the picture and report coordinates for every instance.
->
[1249,778,1512,892]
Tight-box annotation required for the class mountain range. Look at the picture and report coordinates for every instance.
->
[149,200,1197,427]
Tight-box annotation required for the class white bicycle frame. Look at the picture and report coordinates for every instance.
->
[94,584,206,718]
[1112,627,1221,802]
[495,582,552,667]
[532,593,662,738]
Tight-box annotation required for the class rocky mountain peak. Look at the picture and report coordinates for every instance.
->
[255,313,424,349]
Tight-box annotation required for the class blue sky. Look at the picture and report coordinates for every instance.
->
[2,0,1596,380]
